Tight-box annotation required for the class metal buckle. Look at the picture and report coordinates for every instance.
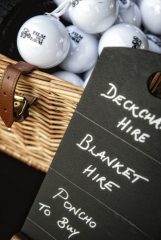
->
[14,94,36,122]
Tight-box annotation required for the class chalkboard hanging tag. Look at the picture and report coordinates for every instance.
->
[19,48,161,240]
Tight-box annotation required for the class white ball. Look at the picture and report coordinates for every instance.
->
[54,0,71,22]
[54,71,84,87]
[146,34,161,54]
[17,15,70,69]
[132,0,139,4]
[119,0,131,9]
[60,25,98,73]
[98,23,149,55]
[139,0,161,35]
[68,0,119,34]
[83,68,94,88]
[117,2,142,27]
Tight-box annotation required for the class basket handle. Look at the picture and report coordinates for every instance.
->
[0,61,37,128]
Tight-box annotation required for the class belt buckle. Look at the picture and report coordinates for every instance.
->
[14,95,28,122]
[14,94,36,122]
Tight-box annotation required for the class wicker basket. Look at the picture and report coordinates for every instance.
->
[0,54,83,172]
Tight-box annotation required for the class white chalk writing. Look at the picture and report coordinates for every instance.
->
[77,134,149,184]
[100,83,161,130]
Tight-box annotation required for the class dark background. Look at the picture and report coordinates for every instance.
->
[0,151,45,240]
[0,1,57,239]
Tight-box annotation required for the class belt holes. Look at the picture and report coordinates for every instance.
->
[4,108,7,112]
[3,92,6,96]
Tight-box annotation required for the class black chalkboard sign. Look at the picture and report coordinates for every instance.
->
[22,48,161,240]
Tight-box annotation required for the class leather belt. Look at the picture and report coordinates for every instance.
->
[0,61,37,128]
[11,232,31,240]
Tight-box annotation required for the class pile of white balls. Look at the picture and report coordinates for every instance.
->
[17,0,161,88]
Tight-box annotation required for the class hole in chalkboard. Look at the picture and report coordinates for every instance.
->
[148,72,161,99]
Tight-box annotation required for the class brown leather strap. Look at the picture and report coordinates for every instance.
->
[0,61,36,128]
[149,72,161,98]
[10,233,31,240]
